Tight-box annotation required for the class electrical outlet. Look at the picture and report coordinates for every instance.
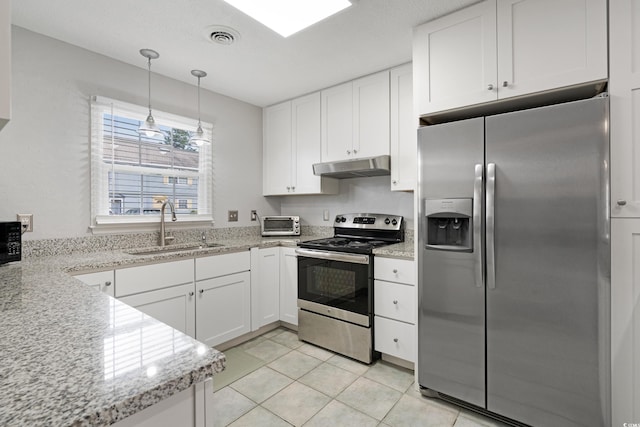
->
[228,210,238,222]
[17,214,33,232]
[251,210,257,221]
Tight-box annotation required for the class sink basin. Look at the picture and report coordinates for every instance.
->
[126,243,225,256]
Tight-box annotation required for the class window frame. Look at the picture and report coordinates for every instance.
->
[90,96,214,234]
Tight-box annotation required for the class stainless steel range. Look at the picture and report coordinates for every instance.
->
[295,213,404,364]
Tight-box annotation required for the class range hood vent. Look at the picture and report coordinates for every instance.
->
[313,155,391,179]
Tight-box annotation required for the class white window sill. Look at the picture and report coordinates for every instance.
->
[90,215,214,235]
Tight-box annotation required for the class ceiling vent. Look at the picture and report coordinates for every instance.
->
[206,25,240,46]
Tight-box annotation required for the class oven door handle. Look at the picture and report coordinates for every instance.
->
[294,248,370,265]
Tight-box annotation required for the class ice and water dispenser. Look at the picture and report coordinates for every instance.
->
[424,198,473,252]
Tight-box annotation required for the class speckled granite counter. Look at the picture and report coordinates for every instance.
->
[0,235,328,426]
[373,240,415,259]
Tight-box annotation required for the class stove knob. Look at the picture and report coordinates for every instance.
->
[341,217,347,223]
[384,218,391,225]
[335,216,341,223]
[391,219,398,226]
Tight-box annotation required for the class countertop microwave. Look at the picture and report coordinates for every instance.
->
[0,221,22,265]
[261,215,300,236]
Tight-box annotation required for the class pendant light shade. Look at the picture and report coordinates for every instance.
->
[189,69,210,146]
[138,49,164,138]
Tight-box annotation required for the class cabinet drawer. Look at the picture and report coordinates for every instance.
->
[196,251,250,281]
[375,316,415,362]
[74,270,115,297]
[374,280,415,324]
[374,257,415,284]
[115,259,193,297]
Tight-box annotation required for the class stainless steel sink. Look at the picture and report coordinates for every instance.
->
[126,243,224,255]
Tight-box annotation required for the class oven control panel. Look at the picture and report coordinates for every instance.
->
[334,213,403,231]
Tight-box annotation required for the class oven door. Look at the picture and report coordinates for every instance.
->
[295,248,372,326]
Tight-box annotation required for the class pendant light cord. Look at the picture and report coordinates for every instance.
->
[147,57,152,116]
[197,75,202,127]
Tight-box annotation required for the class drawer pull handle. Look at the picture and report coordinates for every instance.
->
[105,281,112,286]
[617,200,627,206]
[393,269,398,274]
[393,300,398,305]
[393,338,399,343]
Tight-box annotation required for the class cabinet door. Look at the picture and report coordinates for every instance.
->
[390,64,415,192]
[292,92,338,194]
[611,219,640,427]
[254,247,280,329]
[196,271,251,347]
[321,82,353,162]
[119,283,196,337]
[74,270,115,297]
[279,247,298,326]
[496,0,607,100]
[413,0,497,116]
[610,0,640,217]
[353,71,390,158]
[263,101,293,195]
[0,0,9,130]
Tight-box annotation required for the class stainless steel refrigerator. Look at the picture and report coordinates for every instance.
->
[417,96,610,427]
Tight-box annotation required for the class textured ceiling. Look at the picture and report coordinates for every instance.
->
[11,0,480,107]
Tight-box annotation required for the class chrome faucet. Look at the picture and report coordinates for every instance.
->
[159,200,177,247]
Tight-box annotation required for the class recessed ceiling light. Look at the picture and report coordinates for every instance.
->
[223,0,352,38]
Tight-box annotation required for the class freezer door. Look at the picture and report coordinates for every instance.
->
[485,97,610,426]
[417,117,486,407]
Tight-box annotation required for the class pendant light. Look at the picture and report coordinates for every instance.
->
[189,69,210,146]
[138,49,164,138]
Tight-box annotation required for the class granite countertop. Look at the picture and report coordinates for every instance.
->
[372,240,415,259]
[0,232,409,426]
[0,235,326,426]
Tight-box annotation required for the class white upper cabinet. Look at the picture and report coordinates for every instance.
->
[610,0,640,217]
[0,0,10,131]
[263,101,292,195]
[352,71,390,159]
[390,63,416,192]
[413,0,607,117]
[496,0,607,99]
[263,93,338,196]
[321,71,390,162]
[413,0,497,116]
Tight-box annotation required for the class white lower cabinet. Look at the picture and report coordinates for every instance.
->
[195,251,251,347]
[119,283,196,337]
[196,271,251,347]
[251,247,280,330]
[375,316,415,362]
[74,270,115,297]
[611,218,640,426]
[373,257,416,363]
[279,247,298,326]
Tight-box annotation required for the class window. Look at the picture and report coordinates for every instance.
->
[91,96,213,231]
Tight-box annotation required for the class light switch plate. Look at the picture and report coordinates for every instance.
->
[228,210,238,222]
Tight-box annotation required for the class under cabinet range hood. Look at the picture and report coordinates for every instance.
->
[312,155,391,178]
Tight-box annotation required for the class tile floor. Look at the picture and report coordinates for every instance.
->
[212,328,509,427]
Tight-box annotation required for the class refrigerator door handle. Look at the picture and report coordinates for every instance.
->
[473,164,484,288]
[486,163,496,289]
